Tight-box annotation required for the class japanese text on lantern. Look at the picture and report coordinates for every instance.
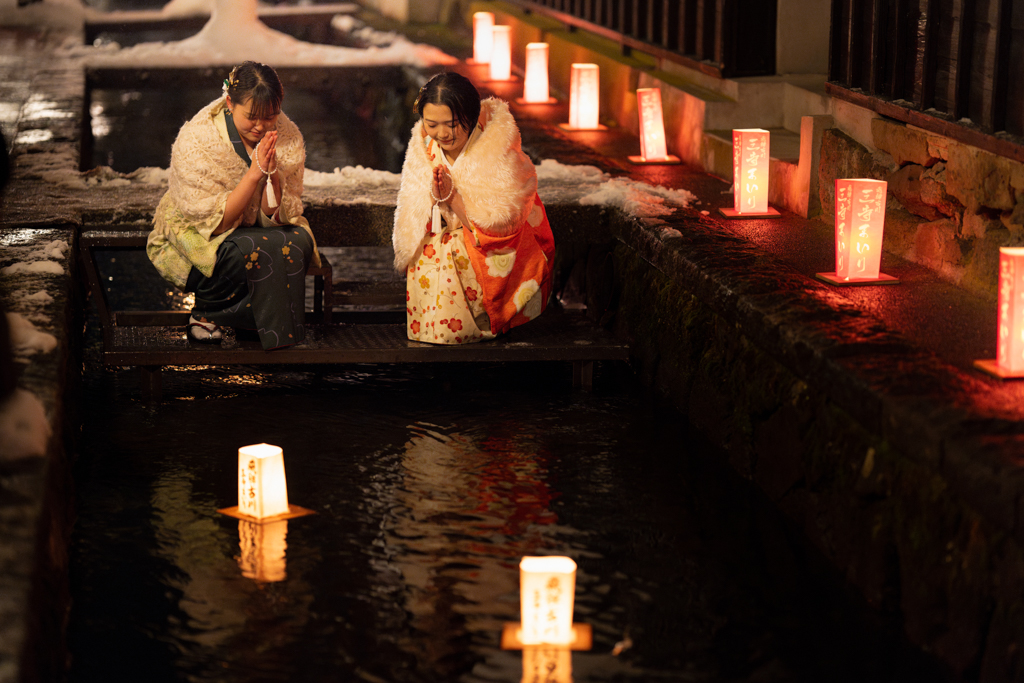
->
[854,186,885,275]
[240,458,257,516]
[835,183,851,274]
[544,577,562,640]
[732,129,769,214]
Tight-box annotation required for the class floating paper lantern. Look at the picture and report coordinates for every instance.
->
[815,179,898,285]
[489,25,512,81]
[560,64,604,131]
[519,556,577,645]
[628,88,679,164]
[519,43,556,104]
[237,519,288,582]
[719,129,778,217]
[975,247,1024,378]
[219,443,315,522]
[471,12,494,64]
[521,646,572,683]
[238,443,289,519]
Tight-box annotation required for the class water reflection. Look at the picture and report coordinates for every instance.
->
[237,519,288,583]
[382,423,563,674]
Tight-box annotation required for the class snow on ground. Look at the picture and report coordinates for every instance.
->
[6,312,57,355]
[0,388,51,460]
[65,0,456,68]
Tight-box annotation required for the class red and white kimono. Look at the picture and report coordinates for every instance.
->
[393,97,555,344]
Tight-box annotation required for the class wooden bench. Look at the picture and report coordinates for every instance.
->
[80,230,630,399]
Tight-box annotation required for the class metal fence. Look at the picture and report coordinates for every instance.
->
[827,0,1024,162]
[503,0,777,78]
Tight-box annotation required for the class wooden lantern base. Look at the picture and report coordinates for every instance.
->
[500,623,593,650]
[973,359,1024,379]
[558,123,608,132]
[515,97,558,105]
[628,155,681,165]
[718,207,781,218]
[218,505,316,523]
[814,272,900,286]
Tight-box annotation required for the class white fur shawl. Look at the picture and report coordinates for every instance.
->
[392,97,538,271]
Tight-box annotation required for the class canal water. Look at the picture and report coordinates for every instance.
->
[66,254,942,682]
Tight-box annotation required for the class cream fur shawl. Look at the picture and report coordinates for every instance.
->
[392,97,538,271]
[148,98,315,288]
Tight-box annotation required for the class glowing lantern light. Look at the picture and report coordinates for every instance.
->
[560,64,605,131]
[974,247,1024,378]
[471,12,494,64]
[520,556,577,645]
[489,25,512,81]
[219,443,315,523]
[521,646,573,683]
[719,128,779,217]
[501,555,592,651]
[237,519,288,583]
[628,88,679,164]
[815,179,898,286]
[518,43,557,104]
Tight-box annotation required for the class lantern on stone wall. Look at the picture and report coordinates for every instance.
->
[219,443,314,522]
[560,64,604,131]
[489,25,512,81]
[518,43,557,104]
[975,247,1024,378]
[471,12,494,64]
[815,179,898,286]
[237,519,288,582]
[628,88,679,164]
[719,128,778,217]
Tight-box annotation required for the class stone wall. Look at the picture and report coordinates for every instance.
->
[819,120,1024,302]
[610,211,1024,682]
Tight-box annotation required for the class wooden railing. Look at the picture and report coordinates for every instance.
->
[827,0,1024,163]
[502,0,777,78]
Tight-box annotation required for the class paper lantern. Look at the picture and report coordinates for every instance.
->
[816,179,898,285]
[975,247,1024,378]
[489,26,512,81]
[518,556,577,645]
[560,64,605,131]
[719,129,778,217]
[237,519,288,582]
[219,443,315,522]
[471,12,494,64]
[521,646,572,683]
[628,88,679,164]
[519,43,556,104]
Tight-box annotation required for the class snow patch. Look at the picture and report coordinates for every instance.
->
[305,165,401,189]
[1,261,64,277]
[0,388,51,460]
[6,312,57,355]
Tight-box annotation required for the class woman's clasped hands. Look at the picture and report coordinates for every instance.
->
[432,164,453,203]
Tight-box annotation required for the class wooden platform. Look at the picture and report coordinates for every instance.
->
[80,230,629,399]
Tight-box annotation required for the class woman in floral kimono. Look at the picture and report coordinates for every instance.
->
[147,61,320,350]
[393,72,555,344]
